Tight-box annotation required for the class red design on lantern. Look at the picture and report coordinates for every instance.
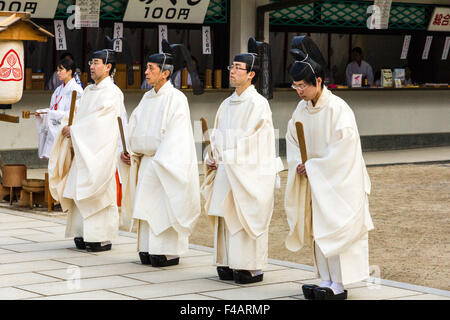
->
[0,49,23,81]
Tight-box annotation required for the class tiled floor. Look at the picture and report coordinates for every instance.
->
[0,207,448,301]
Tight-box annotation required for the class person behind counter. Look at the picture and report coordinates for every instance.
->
[345,47,374,87]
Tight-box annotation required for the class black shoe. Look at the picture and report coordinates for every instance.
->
[139,252,151,265]
[217,266,234,280]
[313,287,348,300]
[302,284,319,300]
[149,255,179,267]
[233,270,263,284]
[85,241,112,252]
[74,237,86,250]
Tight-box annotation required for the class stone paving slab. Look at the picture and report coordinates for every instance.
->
[0,214,36,223]
[0,272,61,287]
[296,278,379,290]
[150,293,220,300]
[0,287,41,300]
[0,248,14,255]
[0,239,77,252]
[0,228,50,237]
[109,278,239,300]
[0,236,33,246]
[158,255,216,270]
[202,282,302,300]
[0,208,449,301]
[0,248,89,264]
[17,275,148,296]
[389,294,450,300]
[125,265,219,284]
[235,268,317,287]
[346,285,423,300]
[37,262,159,280]
[0,220,62,231]
[28,290,137,300]
[54,251,142,267]
[0,260,73,275]
[32,226,67,234]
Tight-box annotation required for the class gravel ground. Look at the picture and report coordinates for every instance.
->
[191,163,450,291]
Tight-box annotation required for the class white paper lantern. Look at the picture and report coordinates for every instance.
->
[0,40,24,104]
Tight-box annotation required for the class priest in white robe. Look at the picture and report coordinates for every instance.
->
[35,58,83,159]
[284,42,374,300]
[119,48,201,267]
[201,44,283,284]
[49,49,124,252]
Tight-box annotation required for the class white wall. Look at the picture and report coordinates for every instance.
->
[1,88,449,151]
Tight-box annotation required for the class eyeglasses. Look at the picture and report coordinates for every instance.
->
[291,83,310,90]
[88,60,103,66]
[227,65,247,72]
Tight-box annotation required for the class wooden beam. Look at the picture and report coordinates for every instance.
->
[0,113,19,123]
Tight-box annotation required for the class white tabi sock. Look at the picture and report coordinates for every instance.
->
[320,280,332,288]
[165,255,179,260]
[330,282,345,294]
[249,269,263,277]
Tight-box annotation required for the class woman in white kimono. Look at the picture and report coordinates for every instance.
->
[284,40,374,300]
[35,58,83,159]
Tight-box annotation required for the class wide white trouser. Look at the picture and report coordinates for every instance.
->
[214,217,268,270]
[314,233,370,286]
[315,242,343,284]
[65,204,119,243]
[137,219,188,255]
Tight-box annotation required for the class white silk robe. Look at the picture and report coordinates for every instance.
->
[284,86,374,285]
[49,76,124,242]
[36,78,83,159]
[119,81,201,255]
[201,85,283,270]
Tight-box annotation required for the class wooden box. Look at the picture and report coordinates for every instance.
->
[31,72,44,90]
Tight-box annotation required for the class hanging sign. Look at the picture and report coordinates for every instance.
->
[367,0,392,30]
[54,20,67,51]
[0,0,59,18]
[400,35,411,60]
[158,24,168,54]
[123,0,210,24]
[202,26,211,54]
[427,7,450,32]
[113,22,123,53]
[76,0,101,28]
[442,36,450,60]
[422,36,433,60]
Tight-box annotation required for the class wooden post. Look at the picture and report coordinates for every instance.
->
[214,69,222,89]
[205,69,212,89]
[181,69,189,89]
